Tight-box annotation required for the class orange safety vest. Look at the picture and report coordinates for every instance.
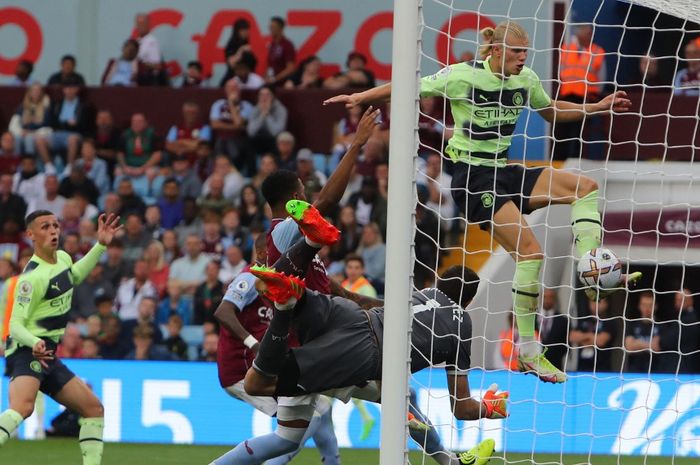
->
[1,275,19,342]
[341,276,373,295]
[559,40,605,98]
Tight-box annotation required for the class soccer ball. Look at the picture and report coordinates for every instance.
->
[577,248,622,289]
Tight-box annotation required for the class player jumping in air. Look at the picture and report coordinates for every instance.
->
[0,211,122,465]
[325,20,642,384]
[244,200,506,465]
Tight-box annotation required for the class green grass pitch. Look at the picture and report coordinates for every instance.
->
[1,438,691,465]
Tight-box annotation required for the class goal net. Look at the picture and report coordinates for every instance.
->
[382,0,700,464]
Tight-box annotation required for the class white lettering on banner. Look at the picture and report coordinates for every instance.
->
[664,219,700,235]
[142,380,194,444]
[610,380,700,455]
[676,417,700,455]
[103,379,122,442]
[418,389,503,450]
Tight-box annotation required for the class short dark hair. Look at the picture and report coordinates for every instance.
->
[18,59,33,73]
[261,170,299,208]
[187,60,202,71]
[25,210,55,227]
[271,16,285,28]
[61,54,76,64]
[437,266,480,308]
[345,254,364,267]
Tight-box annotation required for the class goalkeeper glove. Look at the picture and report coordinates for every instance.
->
[482,383,508,419]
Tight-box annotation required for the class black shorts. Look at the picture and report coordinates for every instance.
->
[5,346,75,396]
[451,162,545,230]
[274,292,381,396]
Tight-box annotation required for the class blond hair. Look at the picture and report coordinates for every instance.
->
[21,83,48,126]
[478,21,529,59]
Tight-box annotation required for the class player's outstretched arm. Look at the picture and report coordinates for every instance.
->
[538,90,632,123]
[214,301,259,352]
[314,106,380,216]
[446,374,508,421]
[323,83,392,108]
[71,213,123,285]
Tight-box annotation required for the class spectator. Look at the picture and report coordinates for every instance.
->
[238,184,267,228]
[275,131,297,171]
[164,314,189,360]
[251,153,278,190]
[169,153,202,199]
[116,112,162,197]
[219,245,247,285]
[122,296,163,342]
[62,232,82,261]
[161,229,181,264]
[98,315,131,360]
[224,18,253,65]
[104,195,123,220]
[166,101,212,165]
[656,287,700,373]
[8,59,33,86]
[210,79,254,171]
[538,289,570,371]
[169,234,210,295]
[341,254,377,298]
[330,105,364,170]
[157,178,185,229]
[348,176,388,235]
[0,133,19,175]
[174,198,203,245]
[198,332,219,362]
[201,215,224,258]
[122,213,151,262]
[0,218,29,263]
[13,155,45,207]
[34,78,87,171]
[70,263,114,321]
[101,39,143,86]
[624,292,661,373]
[284,55,323,89]
[0,173,26,228]
[47,55,86,87]
[8,83,50,157]
[77,218,98,255]
[27,174,65,217]
[134,13,162,66]
[74,192,99,221]
[158,281,192,325]
[144,205,165,241]
[638,53,662,87]
[116,178,146,218]
[198,174,228,217]
[296,149,326,199]
[247,85,288,155]
[330,205,362,263]
[193,260,224,325]
[58,163,100,207]
[181,61,206,88]
[65,138,110,195]
[102,239,132,287]
[125,324,174,361]
[553,24,606,160]
[87,312,106,336]
[58,199,81,235]
[231,53,264,90]
[92,109,121,177]
[570,298,617,372]
[674,40,700,96]
[416,153,454,232]
[220,208,251,257]
[323,51,375,89]
[358,222,386,283]
[114,258,158,321]
[56,324,84,359]
[266,16,296,85]
[202,154,244,201]
[414,186,439,289]
[417,96,450,155]
[144,240,169,298]
[82,337,101,359]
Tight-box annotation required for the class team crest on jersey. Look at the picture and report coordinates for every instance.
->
[481,193,494,208]
[30,361,42,373]
[19,281,32,296]
[512,91,524,106]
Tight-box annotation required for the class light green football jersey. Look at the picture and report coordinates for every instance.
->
[420,56,551,167]
[6,244,105,355]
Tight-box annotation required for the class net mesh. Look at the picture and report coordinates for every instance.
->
[404,0,700,463]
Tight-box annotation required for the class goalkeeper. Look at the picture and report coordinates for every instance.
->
[244,200,509,440]
[0,210,122,465]
[325,20,641,384]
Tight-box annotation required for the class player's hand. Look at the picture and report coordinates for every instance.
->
[97,213,124,246]
[323,93,363,108]
[32,340,54,368]
[353,106,382,146]
[482,383,508,419]
[597,90,632,113]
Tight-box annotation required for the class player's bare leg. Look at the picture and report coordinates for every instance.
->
[0,376,40,447]
[491,201,566,383]
[53,377,105,465]
[529,167,642,298]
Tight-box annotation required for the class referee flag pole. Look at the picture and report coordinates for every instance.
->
[379,0,421,463]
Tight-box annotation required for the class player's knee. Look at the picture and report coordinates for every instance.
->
[518,236,543,260]
[578,176,598,197]
[86,402,104,418]
[14,401,34,419]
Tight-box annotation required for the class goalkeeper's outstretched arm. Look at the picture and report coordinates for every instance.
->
[447,374,508,421]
